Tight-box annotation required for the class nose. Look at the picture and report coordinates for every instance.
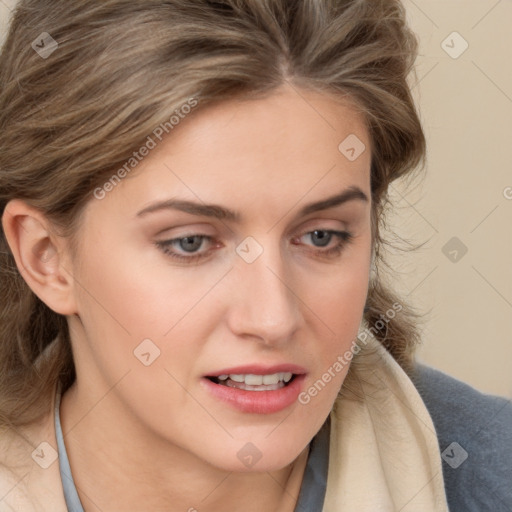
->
[226,243,303,346]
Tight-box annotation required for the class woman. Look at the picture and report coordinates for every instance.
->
[0,1,510,511]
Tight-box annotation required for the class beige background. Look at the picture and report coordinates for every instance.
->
[1,1,511,398]
[393,0,512,399]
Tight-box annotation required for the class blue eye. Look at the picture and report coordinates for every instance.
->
[298,230,353,257]
[155,229,353,264]
[174,235,205,253]
[309,230,335,247]
[155,235,214,263]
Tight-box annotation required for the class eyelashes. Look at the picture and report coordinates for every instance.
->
[155,229,354,264]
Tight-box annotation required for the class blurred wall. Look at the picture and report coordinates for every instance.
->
[393,0,512,398]
[1,1,510,398]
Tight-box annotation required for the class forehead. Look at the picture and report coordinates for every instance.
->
[154,83,370,163]
[139,85,368,179]
[84,84,371,227]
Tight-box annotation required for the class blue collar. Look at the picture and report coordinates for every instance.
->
[55,386,86,512]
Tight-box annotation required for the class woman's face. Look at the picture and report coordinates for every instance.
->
[66,83,372,472]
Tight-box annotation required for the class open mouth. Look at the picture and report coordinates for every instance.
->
[206,372,297,391]
[202,368,306,413]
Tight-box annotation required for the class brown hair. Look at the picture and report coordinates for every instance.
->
[0,0,426,428]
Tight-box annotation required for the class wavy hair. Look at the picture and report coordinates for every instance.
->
[0,0,426,428]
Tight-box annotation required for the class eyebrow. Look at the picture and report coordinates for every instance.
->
[136,186,369,222]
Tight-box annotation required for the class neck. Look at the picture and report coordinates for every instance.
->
[60,381,309,512]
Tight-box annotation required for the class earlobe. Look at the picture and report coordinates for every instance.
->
[1,199,78,315]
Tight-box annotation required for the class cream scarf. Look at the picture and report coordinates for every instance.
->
[323,334,449,511]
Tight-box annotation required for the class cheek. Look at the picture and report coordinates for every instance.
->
[75,232,213,332]
[300,248,370,391]
[72,238,226,383]
[71,245,216,415]
[311,251,370,335]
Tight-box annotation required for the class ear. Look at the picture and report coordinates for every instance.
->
[2,199,78,315]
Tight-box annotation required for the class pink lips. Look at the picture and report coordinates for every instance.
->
[201,363,307,414]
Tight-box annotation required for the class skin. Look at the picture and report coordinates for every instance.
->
[3,83,373,511]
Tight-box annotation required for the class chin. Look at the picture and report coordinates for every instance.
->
[201,436,308,474]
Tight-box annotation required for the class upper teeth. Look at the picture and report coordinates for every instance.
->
[217,373,293,385]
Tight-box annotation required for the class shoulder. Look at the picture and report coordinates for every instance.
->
[0,425,30,510]
[411,363,512,512]
[0,423,44,511]
[0,406,67,511]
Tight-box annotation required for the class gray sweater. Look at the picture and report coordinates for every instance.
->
[412,364,512,511]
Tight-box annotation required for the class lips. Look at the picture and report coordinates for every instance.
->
[202,364,307,414]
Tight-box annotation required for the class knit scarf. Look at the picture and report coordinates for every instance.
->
[323,334,449,511]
